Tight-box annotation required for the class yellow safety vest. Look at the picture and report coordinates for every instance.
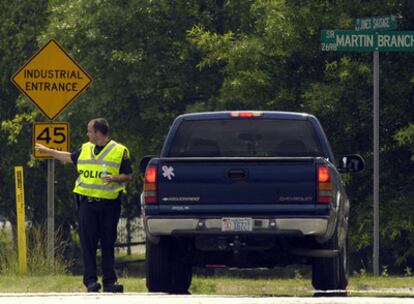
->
[73,140,130,200]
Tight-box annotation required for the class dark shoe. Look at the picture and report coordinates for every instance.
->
[87,282,101,292]
[103,282,124,293]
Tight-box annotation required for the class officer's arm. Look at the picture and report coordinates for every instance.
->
[118,173,132,182]
[101,148,132,183]
[103,173,132,184]
[35,143,73,163]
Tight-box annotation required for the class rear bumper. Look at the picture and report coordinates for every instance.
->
[144,216,328,237]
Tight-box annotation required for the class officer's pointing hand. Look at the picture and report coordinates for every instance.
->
[35,143,48,153]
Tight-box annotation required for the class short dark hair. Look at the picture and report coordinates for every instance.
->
[91,118,109,136]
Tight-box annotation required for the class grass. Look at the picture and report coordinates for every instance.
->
[1,228,414,296]
[192,275,414,296]
[0,274,147,293]
[0,275,83,293]
[1,271,414,296]
[0,225,71,276]
[191,276,311,296]
[349,275,414,295]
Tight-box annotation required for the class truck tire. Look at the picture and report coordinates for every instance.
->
[146,237,171,292]
[312,232,348,290]
[146,237,193,294]
[169,254,192,294]
[338,236,349,289]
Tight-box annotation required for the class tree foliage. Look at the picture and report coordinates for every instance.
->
[0,0,49,233]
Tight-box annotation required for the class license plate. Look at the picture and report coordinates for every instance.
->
[221,217,253,232]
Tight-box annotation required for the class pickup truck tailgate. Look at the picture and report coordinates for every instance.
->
[157,157,316,206]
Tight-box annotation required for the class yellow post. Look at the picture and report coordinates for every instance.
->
[14,166,27,273]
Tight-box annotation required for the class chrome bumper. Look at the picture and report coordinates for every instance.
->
[144,217,328,236]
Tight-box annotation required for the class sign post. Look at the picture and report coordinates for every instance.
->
[11,39,91,269]
[321,15,407,276]
[33,122,69,268]
[14,166,27,273]
[47,158,55,268]
[373,50,380,276]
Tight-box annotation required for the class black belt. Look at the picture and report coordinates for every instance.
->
[77,194,120,204]
[85,196,103,203]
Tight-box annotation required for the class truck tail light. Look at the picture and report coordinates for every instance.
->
[144,165,157,204]
[317,165,332,204]
[229,111,263,118]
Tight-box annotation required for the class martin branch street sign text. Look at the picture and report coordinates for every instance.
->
[321,30,414,52]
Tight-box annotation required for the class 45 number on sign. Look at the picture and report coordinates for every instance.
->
[36,126,66,144]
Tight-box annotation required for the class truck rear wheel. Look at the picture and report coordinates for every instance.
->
[338,236,349,289]
[311,233,348,290]
[146,237,193,294]
[146,237,171,292]
[170,251,192,294]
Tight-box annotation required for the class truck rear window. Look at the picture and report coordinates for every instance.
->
[168,119,323,157]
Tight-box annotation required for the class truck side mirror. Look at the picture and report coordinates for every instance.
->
[338,154,365,173]
[139,155,156,174]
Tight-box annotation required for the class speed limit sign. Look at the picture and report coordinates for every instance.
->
[33,122,69,159]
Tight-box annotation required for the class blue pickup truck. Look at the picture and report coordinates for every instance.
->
[140,111,364,293]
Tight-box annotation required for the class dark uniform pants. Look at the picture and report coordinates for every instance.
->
[78,197,121,287]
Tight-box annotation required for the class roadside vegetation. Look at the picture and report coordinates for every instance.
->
[2,227,414,296]
[0,225,70,275]
[1,272,414,296]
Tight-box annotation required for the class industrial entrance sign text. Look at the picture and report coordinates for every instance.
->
[11,39,92,120]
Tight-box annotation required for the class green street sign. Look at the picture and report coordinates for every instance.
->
[355,15,397,31]
[321,30,414,52]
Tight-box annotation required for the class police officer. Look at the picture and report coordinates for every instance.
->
[35,118,132,293]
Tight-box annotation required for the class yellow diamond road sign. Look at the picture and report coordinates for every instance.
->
[11,39,92,120]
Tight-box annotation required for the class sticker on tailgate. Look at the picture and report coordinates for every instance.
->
[162,165,175,180]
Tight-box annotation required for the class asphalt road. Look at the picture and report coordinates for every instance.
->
[1,293,414,304]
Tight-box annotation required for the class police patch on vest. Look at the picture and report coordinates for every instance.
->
[79,169,109,178]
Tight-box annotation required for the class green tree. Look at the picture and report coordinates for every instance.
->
[0,0,49,234]
[189,0,414,272]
